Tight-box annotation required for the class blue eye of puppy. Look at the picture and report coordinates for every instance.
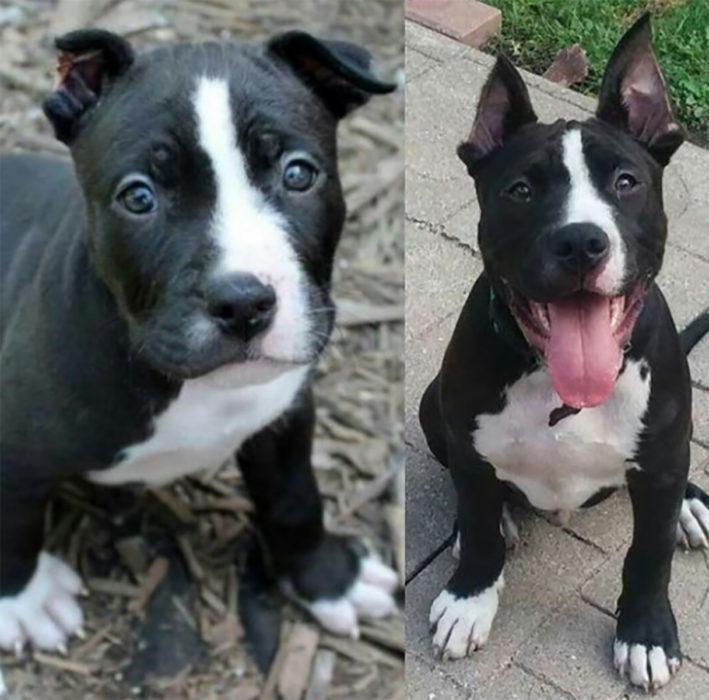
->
[506,180,532,201]
[615,172,638,194]
[118,182,157,214]
[283,159,318,192]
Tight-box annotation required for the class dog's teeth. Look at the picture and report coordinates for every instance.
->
[529,302,550,333]
[609,297,624,330]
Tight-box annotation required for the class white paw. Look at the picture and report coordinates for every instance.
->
[0,552,85,654]
[613,639,680,690]
[429,574,504,660]
[286,556,398,638]
[676,498,709,549]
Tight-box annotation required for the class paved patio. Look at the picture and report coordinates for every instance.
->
[405,21,709,700]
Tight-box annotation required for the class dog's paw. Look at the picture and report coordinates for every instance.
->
[613,640,680,690]
[281,535,398,638]
[303,557,398,636]
[0,552,85,654]
[614,600,681,690]
[676,490,709,549]
[429,575,503,660]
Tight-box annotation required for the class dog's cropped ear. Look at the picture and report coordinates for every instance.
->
[43,29,134,144]
[266,31,396,119]
[457,54,537,175]
[596,13,683,165]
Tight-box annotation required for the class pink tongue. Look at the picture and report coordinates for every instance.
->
[545,294,621,408]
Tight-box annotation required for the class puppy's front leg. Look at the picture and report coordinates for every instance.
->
[237,386,397,638]
[614,456,687,690]
[0,469,84,653]
[430,448,506,660]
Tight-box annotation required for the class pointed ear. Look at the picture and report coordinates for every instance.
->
[266,30,396,119]
[596,13,683,165]
[43,29,134,144]
[457,54,537,174]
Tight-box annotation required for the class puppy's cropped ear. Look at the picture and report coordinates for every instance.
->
[457,54,537,175]
[596,13,683,165]
[43,29,134,144]
[266,30,396,118]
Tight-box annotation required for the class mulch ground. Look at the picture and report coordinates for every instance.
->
[0,1,404,698]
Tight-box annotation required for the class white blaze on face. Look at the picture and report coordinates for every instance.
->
[192,76,311,359]
[561,128,626,294]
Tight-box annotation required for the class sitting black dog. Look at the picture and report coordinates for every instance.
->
[420,15,709,690]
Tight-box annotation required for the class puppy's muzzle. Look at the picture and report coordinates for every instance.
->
[548,223,610,278]
[205,272,277,342]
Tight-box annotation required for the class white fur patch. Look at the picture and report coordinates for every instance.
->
[561,128,626,294]
[452,504,518,559]
[359,556,400,591]
[676,497,709,549]
[452,532,460,559]
[473,359,650,511]
[284,555,397,638]
[89,363,309,485]
[192,76,311,361]
[429,575,504,659]
[614,639,680,690]
[0,552,84,652]
[307,597,358,637]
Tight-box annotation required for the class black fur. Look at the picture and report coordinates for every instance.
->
[419,14,707,686]
[0,30,395,619]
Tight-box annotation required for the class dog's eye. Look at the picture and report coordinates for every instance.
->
[615,172,638,194]
[118,182,157,215]
[506,180,532,202]
[283,160,318,192]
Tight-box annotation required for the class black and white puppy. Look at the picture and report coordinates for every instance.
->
[0,28,399,655]
[419,15,709,691]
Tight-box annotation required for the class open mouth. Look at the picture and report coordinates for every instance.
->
[505,282,647,408]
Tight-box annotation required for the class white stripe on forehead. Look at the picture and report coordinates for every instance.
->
[192,76,276,272]
[194,77,259,209]
[561,128,626,294]
[191,75,311,359]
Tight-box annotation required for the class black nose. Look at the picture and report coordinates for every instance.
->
[206,273,276,341]
[549,223,610,275]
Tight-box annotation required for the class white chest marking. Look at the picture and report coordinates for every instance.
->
[473,359,650,511]
[562,128,626,295]
[89,364,309,486]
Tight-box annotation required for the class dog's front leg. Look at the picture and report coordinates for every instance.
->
[0,469,84,653]
[614,455,688,690]
[430,448,506,660]
[237,386,397,638]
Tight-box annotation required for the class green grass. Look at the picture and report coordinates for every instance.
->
[483,0,709,146]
